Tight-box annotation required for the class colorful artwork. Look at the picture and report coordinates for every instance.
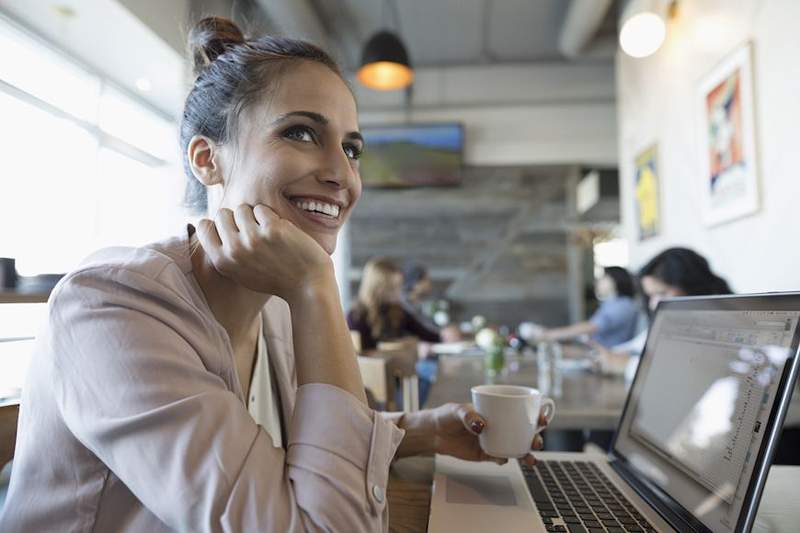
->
[634,144,660,240]
[697,43,759,226]
[359,123,464,187]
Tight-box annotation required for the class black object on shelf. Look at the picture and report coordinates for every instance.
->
[0,258,17,289]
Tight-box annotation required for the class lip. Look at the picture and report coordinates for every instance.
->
[284,193,347,230]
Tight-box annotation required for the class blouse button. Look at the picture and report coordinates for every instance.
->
[372,484,385,503]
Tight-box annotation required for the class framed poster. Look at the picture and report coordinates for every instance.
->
[634,144,660,240]
[697,42,759,226]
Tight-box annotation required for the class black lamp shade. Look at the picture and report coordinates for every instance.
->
[357,30,414,90]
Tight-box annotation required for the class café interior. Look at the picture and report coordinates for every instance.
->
[1,1,800,532]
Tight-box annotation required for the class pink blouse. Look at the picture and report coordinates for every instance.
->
[0,231,404,532]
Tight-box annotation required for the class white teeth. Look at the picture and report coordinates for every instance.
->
[293,198,340,218]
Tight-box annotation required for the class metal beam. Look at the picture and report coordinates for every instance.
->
[558,0,613,58]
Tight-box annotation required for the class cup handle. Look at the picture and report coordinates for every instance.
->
[534,398,556,435]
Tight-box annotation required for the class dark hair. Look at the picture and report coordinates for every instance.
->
[402,263,429,294]
[639,247,733,296]
[603,266,636,298]
[180,17,343,212]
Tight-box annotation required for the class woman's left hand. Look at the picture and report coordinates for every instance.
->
[425,402,547,466]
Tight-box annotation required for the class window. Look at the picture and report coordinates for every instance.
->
[0,16,184,277]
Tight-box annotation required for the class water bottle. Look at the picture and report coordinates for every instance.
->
[536,341,551,395]
[550,341,563,398]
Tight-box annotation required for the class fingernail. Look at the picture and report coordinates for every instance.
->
[470,420,485,434]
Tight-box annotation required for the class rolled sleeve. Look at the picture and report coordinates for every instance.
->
[287,384,405,519]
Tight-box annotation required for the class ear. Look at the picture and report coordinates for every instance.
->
[187,135,223,186]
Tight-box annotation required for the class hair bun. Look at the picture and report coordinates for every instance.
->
[188,17,245,75]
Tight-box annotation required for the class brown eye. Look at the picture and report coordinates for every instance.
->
[283,125,315,143]
[343,143,362,160]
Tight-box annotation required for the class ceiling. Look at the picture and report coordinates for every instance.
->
[297,0,620,71]
[0,0,622,119]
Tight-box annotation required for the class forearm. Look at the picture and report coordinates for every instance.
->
[288,276,367,404]
[543,321,597,341]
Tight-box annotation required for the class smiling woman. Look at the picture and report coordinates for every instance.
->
[0,17,545,532]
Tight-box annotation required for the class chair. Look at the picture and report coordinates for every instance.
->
[0,401,19,511]
[0,402,18,471]
[376,337,420,412]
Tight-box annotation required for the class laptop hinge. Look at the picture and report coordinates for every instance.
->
[609,458,709,533]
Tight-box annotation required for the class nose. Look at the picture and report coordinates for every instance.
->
[317,144,357,189]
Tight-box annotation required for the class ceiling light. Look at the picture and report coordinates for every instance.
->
[357,30,414,91]
[619,0,675,58]
[135,78,152,92]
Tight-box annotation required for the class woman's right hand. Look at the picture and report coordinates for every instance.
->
[196,204,334,301]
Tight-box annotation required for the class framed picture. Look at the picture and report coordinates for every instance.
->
[697,42,759,227]
[634,144,660,241]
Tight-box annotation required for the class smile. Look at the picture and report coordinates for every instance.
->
[292,198,340,218]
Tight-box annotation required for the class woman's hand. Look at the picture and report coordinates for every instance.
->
[196,204,333,301]
[398,403,547,465]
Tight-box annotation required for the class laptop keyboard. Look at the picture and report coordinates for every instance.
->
[520,459,657,533]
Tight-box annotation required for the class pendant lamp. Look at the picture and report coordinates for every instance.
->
[357,30,414,91]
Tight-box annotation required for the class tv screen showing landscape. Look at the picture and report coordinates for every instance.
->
[359,123,464,187]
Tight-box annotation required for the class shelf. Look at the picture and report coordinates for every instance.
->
[0,289,51,304]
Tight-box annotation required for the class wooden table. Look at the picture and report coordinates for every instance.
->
[387,457,800,533]
[425,354,630,431]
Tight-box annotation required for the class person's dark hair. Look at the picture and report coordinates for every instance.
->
[603,266,636,298]
[180,17,343,212]
[639,247,733,296]
[402,263,429,295]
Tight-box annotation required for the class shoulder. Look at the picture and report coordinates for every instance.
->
[50,238,200,318]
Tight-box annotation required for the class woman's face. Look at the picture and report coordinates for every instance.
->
[594,275,615,300]
[216,61,363,254]
[641,275,684,311]
[385,272,403,303]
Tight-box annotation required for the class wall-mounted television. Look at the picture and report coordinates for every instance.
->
[359,123,464,187]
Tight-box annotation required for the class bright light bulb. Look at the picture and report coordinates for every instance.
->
[135,77,152,92]
[619,12,666,58]
[356,61,413,91]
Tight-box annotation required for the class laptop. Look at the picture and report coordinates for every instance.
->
[428,293,800,533]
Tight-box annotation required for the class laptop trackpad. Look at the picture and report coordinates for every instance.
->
[446,474,517,506]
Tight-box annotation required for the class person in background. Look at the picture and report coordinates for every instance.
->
[585,248,733,454]
[1,18,546,532]
[596,247,734,373]
[348,257,442,351]
[348,258,461,408]
[539,266,641,348]
[402,262,434,311]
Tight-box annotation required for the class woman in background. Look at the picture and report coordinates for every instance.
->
[348,257,443,351]
[539,266,641,348]
[595,247,733,373]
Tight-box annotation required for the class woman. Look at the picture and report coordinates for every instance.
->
[539,266,640,348]
[348,257,442,352]
[0,18,544,532]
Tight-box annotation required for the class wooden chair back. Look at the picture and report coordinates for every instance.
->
[0,402,19,468]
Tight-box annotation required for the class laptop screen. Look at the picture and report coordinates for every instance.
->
[612,294,800,532]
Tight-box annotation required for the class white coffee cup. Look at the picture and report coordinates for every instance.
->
[471,384,556,459]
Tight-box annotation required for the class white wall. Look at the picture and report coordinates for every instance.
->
[618,0,800,292]
[353,62,618,167]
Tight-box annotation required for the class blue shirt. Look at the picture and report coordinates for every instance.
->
[589,296,640,347]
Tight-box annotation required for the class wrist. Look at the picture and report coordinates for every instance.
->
[396,410,437,457]
[283,268,338,306]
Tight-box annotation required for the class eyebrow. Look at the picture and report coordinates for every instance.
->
[271,110,364,144]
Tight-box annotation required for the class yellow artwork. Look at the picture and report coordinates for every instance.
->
[635,145,660,240]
